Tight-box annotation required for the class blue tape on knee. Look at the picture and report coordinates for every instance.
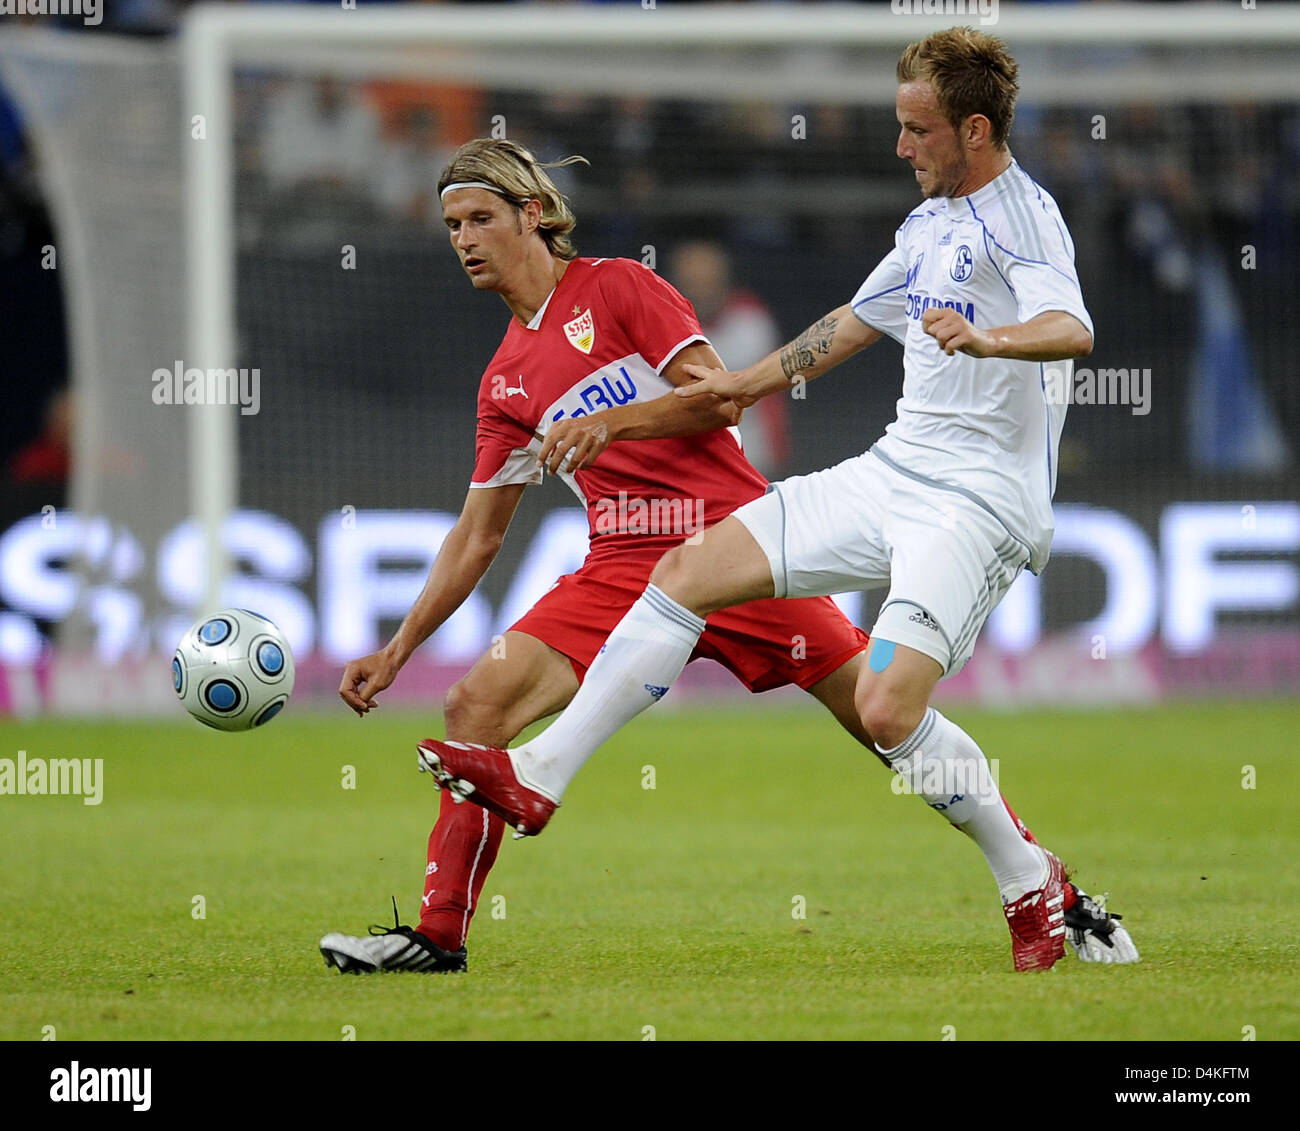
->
[868,639,896,673]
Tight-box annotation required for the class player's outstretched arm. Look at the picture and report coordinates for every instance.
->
[922,307,1093,361]
[338,483,525,716]
[538,342,742,474]
[676,303,882,407]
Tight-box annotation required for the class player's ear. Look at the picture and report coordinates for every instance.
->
[521,198,543,233]
[964,113,993,150]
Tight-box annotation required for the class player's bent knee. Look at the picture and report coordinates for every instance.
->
[440,679,473,734]
[442,676,509,744]
[647,545,694,602]
[855,680,927,752]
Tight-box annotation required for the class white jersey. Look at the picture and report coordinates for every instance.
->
[851,161,1092,572]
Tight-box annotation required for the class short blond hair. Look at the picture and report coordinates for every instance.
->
[897,27,1019,149]
[438,138,589,261]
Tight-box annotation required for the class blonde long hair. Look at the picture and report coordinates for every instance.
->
[438,138,590,261]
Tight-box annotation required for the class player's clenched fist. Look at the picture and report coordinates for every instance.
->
[539,416,611,474]
[922,307,996,358]
[339,651,399,716]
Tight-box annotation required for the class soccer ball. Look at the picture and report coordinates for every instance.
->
[172,608,295,731]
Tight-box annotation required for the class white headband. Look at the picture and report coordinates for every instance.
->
[440,181,508,199]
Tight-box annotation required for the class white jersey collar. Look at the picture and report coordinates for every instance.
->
[526,287,557,331]
[960,160,1021,211]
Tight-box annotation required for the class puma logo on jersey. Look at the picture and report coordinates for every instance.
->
[644,684,668,701]
[489,373,528,400]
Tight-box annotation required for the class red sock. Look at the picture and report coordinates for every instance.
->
[417,790,505,951]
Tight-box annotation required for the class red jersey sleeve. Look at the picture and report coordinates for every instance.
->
[471,387,543,489]
[596,259,708,374]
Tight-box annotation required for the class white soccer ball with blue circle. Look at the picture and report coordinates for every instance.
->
[173,608,295,731]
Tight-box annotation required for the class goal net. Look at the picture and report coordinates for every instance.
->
[1,2,1297,713]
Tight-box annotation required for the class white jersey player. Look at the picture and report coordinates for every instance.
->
[416,27,1139,972]
[855,159,1091,578]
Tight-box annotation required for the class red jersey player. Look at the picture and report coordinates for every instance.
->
[321,138,1116,975]
[321,138,873,974]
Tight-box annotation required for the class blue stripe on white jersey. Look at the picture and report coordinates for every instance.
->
[965,195,1084,290]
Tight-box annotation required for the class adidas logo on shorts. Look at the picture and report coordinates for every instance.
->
[908,609,940,632]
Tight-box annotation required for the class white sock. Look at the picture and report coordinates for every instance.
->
[513,585,705,799]
[877,707,1045,903]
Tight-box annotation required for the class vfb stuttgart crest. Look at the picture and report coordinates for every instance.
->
[563,308,595,354]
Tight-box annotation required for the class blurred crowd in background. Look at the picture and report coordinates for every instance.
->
[3,0,1297,512]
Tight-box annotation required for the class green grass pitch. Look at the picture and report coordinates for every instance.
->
[2,702,1297,1041]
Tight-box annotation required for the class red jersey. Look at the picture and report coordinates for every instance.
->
[471,257,769,554]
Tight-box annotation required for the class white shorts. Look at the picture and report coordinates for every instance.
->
[732,449,1031,678]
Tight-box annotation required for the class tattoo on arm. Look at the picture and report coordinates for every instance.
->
[778,315,839,382]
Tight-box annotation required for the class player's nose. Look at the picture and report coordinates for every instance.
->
[896,129,912,160]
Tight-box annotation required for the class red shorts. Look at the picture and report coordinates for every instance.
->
[509,549,868,692]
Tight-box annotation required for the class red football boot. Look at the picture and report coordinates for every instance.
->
[1002,847,1068,972]
[416,738,560,836]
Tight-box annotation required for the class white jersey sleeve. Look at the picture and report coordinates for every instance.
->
[850,240,908,344]
[983,203,1094,335]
